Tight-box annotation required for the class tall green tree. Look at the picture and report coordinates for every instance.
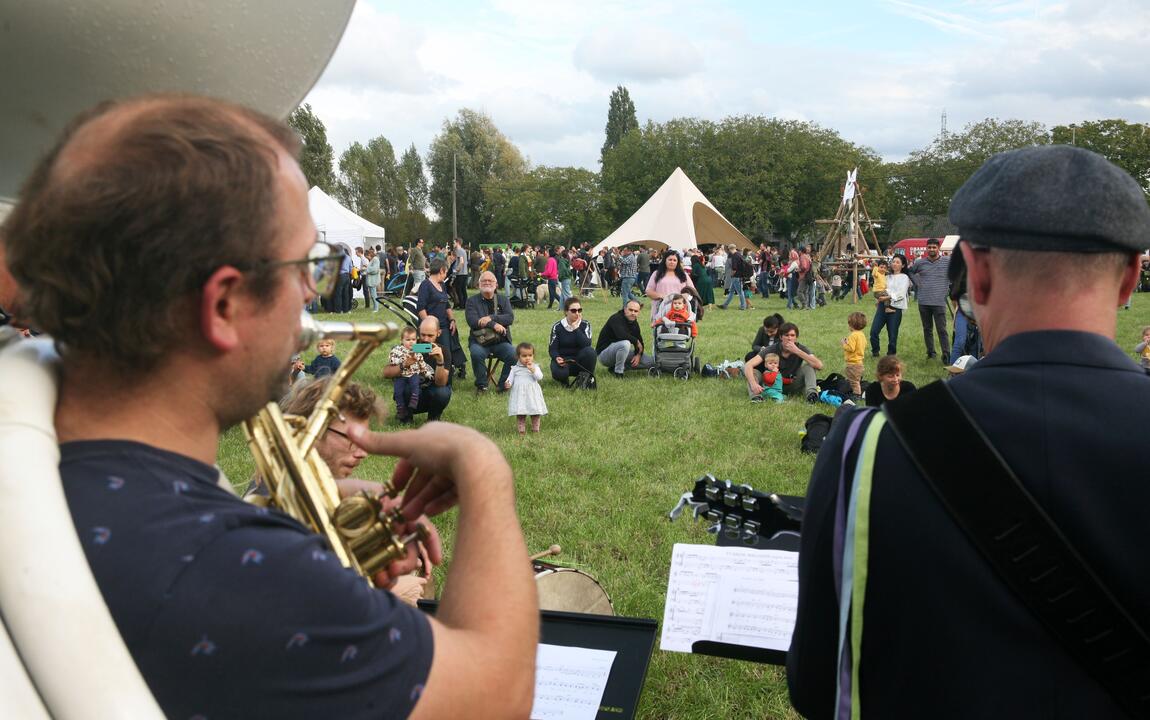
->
[601,86,639,164]
[427,109,527,246]
[335,136,402,225]
[887,118,1049,221]
[1051,119,1150,197]
[398,143,429,212]
[287,103,336,193]
[488,166,612,247]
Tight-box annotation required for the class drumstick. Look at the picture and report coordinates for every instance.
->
[528,544,561,562]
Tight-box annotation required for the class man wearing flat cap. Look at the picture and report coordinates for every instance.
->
[788,146,1150,719]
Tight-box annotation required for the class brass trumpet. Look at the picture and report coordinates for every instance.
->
[243,311,423,584]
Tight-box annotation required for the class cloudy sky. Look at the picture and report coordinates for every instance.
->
[302,0,1150,171]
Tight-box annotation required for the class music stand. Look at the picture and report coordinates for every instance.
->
[419,601,658,720]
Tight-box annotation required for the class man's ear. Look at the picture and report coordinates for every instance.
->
[961,243,993,305]
[1117,252,1142,306]
[199,266,248,352]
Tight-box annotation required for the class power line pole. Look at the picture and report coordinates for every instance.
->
[451,152,458,241]
[940,108,948,142]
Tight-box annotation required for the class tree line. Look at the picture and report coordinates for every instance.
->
[290,87,1150,251]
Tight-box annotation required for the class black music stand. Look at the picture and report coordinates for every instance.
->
[419,601,658,720]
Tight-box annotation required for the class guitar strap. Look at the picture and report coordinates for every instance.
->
[882,381,1150,719]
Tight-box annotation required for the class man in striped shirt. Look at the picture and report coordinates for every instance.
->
[906,237,951,362]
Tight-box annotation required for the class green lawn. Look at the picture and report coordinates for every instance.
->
[217,288,1150,720]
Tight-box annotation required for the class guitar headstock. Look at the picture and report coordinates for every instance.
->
[673,474,804,547]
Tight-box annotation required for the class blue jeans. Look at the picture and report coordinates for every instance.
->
[722,279,746,309]
[870,304,903,356]
[469,340,516,389]
[620,276,636,306]
[951,311,968,362]
[758,271,771,298]
[547,279,559,307]
[598,340,653,373]
[786,275,797,309]
[560,278,572,303]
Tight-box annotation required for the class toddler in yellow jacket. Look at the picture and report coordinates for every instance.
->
[841,312,867,396]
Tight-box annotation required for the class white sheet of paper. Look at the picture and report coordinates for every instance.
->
[660,543,799,653]
[530,643,617,720]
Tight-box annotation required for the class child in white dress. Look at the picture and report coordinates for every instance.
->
[505,342,547,434]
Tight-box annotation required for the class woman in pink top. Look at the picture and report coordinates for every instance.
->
[541,249,560,309]
[645,251,696,325]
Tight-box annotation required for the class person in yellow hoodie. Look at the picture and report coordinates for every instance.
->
[868,258,891,357]
[841,311,868,396]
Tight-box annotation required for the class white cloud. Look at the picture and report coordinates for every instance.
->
[573,26,704,82]
[316,3,439,94]
[299,0,1150,173]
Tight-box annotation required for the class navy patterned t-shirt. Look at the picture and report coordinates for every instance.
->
[61,440,433,720]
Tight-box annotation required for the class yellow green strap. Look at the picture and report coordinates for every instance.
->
[849,413,885,719]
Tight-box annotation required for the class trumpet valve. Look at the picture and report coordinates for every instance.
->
[332,493,406,580]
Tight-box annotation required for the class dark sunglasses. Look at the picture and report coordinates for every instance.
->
[567,307,583,313]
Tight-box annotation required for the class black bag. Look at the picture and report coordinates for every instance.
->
[819,373,852,397]
[800,413,833,454]
[573,370,597,390]
[471,327,502,347]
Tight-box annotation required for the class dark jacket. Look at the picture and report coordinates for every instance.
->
[548,319,592,360]
[596,310,644,353]
[788,331,1150,719]
[464,292,514,344]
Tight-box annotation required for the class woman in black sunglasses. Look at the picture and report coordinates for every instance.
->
[547,296,597,387]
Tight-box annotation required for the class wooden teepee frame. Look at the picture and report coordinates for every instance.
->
[813,168,882,303]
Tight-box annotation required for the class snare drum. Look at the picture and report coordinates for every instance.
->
[532,562,614,616]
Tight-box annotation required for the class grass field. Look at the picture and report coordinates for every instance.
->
[217,286,1150,720]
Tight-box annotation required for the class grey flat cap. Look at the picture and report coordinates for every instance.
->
[949,145,1150,253]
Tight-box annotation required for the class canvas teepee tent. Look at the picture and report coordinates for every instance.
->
[592,168,753,254]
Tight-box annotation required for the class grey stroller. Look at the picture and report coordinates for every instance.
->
[648,295,701,380]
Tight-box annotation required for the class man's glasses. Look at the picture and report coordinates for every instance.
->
[325,426,356,451]
[568,307,583,313]
[245,241,343,299]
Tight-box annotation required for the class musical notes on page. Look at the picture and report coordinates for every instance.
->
[660,543,799,654]
[530,643,616,720]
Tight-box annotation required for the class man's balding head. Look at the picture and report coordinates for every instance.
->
[2,95,302,372]
[419,316,440,338]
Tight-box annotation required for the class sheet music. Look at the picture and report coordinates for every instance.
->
[660,543,799,653]
[530,643,617,720]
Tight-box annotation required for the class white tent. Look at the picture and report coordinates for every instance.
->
[592,167,754,255]
[307,187,386,253]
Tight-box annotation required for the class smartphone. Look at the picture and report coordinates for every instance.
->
[412,343,434,353]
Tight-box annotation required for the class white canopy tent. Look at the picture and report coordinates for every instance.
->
[307,187,386,253]
[592,167,754,255]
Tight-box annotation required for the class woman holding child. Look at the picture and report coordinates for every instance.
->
[869,254,908,357]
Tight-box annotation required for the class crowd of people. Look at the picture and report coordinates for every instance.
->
[351,230,1010,429]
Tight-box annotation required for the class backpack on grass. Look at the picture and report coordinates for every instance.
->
[800,413,833,454]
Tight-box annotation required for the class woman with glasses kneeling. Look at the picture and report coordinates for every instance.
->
[548,297,597,387]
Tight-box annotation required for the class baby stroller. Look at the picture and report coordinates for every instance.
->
[509,274,537,309]
[383,271,408,296]
[648,295,701,380]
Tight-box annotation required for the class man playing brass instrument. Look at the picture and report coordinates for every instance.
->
[2,95,537,719]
